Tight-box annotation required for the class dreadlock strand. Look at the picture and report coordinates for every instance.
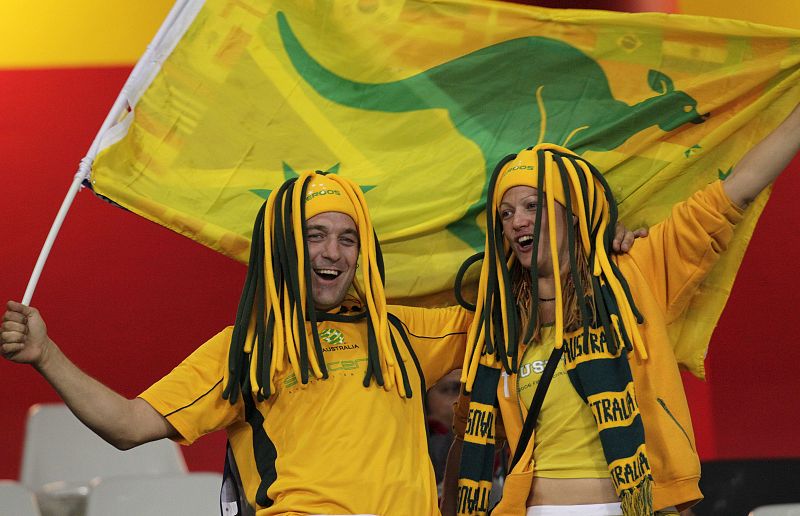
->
[273,190,302,384]
[496,220,519,371]
[464,311,487,392]
[387,329,409,398]
[359,210,405,393]
[224,201,267,404]
[565,157,594,255]
[581,158,602,237]
[592,227,646,358]
[261,187,278,359]
[523,148,548,345]
[364,234,394,390]
[466,323,485,391]
[597,279,633,356]
[543,152,565,350]
[297,174,328,381]
[487,213,510,370]
[292,173,310,317]
[598,282,626,353]
[556,156,592,344]
[454,252,483,311]
[580,158,646,329]
[347,179,391,347]
[339,178,397,391]
[277,184,308,384]
[359,190,405,394]
[389,325,413,399]
[461,268,487,387]
[363,318,386,388]
[459,152,518,384]
[253,213,269,398]
[487,206,508,364]
[503,250,522,371]
[282,181,315,383]
[491,288,510,372]
[330,174,395,392]
[262,311,277,398]
[592,275,619,355]
[224,307,248,402]
[389,333,411,398]
[484,153,518,360]
[264,185,288,379]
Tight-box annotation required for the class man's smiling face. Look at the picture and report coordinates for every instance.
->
[305,211,359,311]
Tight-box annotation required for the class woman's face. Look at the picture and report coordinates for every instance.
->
[499,185,569,273]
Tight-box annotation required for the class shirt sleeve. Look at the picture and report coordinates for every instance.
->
[388,304,471,387]
[138,327,243,445]
[625,180,744,324]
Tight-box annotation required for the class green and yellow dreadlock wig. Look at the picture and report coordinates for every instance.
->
[455,143,654,516]
[222,171,413,404]
[460,142,646,387]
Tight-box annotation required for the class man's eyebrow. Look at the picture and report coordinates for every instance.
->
[304,225,358,238]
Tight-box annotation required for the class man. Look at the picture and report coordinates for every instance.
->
[2,171,472,516]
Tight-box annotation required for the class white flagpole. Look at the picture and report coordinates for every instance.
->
[22,0,202,305]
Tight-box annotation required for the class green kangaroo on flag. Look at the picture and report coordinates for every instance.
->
[277,11,707,249]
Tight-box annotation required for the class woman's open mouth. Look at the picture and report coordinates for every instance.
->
[516,234,534,252]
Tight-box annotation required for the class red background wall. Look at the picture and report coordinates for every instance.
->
[1,1,799,479]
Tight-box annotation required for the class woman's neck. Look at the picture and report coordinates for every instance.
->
[536,276,556,324]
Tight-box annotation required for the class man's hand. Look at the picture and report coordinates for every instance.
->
[612,224,649,254]
[1,300,52,367]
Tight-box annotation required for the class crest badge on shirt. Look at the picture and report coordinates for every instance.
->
[320,328,345,346]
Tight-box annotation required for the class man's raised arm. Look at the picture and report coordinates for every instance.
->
[1,300,177,449]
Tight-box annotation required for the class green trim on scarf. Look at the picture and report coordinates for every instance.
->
[456,363,500,516]
[455,145,654,516]
[562,324,653,514]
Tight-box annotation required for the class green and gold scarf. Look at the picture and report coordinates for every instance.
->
[456,144,653,515]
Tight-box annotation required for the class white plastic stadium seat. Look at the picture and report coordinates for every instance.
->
[20,403,188,515]
[0,480,41,516]
[750,504,800,516]
[20,403,187,490]
[84,473,223,516]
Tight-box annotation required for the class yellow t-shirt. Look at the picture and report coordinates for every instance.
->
[139,304,470,516]
[516,326,608,478]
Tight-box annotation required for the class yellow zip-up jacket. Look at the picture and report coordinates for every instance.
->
[492,180,743,514]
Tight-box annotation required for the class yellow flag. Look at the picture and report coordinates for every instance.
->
[90,0,800,376]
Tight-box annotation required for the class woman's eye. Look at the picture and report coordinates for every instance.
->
[501,210,512,219]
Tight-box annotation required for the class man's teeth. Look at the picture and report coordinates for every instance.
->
[517,235,533,244]
[316,269,340,277]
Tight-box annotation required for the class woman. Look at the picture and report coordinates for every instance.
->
[446,104,800,516]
